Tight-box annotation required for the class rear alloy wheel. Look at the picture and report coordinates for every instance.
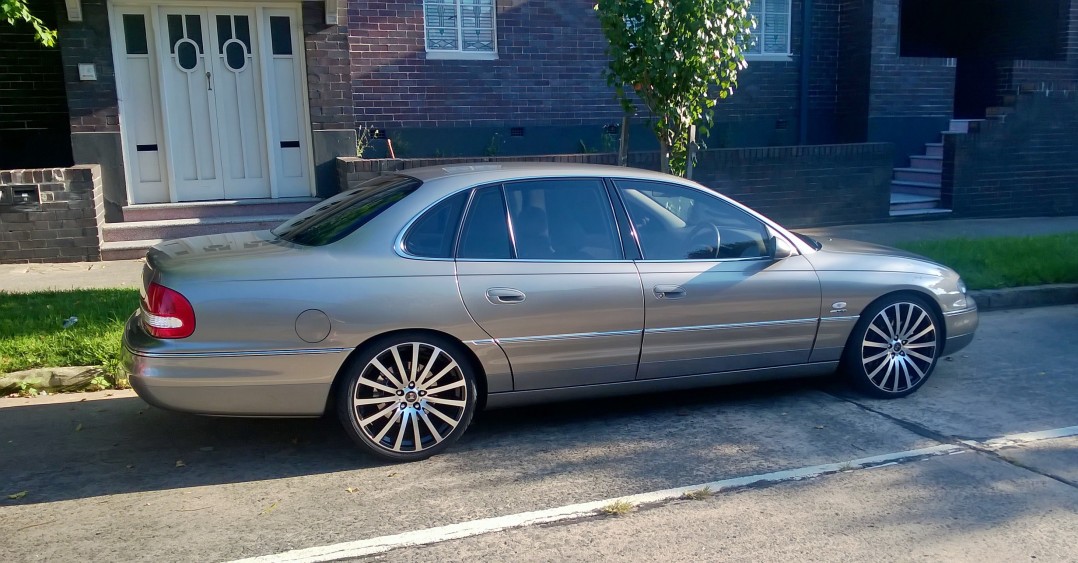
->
[338,335,476,461]
[843,296,941,398]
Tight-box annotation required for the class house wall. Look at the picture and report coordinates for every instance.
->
[0,165,105,264]
[346,0,813,158]
[337,142,894,228]
[943,91,1078,218]
[1003,0,1078,94]
[867,0,955,166]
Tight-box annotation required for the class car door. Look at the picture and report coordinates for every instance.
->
[455,179,644,391]
[612,179,822,380]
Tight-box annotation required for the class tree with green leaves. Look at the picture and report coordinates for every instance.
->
[595,0,754,176]
[3,0,57,47]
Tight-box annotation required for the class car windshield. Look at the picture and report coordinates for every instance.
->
[273,175,421,246]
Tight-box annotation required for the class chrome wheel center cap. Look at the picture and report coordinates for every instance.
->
[405,391,418,402]
[892,341,903,352]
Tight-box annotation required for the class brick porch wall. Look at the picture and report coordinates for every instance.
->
[0,165,106,264]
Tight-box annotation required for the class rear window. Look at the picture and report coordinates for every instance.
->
[273,175,421,246]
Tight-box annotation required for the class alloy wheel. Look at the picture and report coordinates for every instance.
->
[860,301,938,394]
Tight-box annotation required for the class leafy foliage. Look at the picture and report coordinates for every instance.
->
[2,0,57,47]
[595,0,754,176]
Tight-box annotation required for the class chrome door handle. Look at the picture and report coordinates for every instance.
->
[486,287,526,304]
[653,285,686,299]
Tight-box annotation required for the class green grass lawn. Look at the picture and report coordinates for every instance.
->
[897,233,1078,290]
[0,288,139,376]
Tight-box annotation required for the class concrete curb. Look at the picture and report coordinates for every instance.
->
[970,284,1078,312]
[0,366,106,396]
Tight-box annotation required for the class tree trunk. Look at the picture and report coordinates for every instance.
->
[685,125,697,180]
[659,138,670,174]
[618,116,630,167]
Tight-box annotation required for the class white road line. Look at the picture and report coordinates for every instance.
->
[227,444,962,563]
[966,424,1078,451]
[227,423,1078,563]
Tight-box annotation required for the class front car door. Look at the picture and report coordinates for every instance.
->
[613,179,822,380]
[455,178,644,391]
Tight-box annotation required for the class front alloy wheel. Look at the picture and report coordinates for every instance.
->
[339,335,476,461]
[844,296,941,398]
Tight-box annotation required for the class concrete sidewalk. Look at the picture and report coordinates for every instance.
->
[1,215,1076,294]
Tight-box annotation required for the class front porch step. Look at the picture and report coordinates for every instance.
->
[893,167,942,184]
[100,239,164,261]
[948,119,984,133]
[909,155,943,170]
[891,180,941,197]
[889,207,954,218]
[123,197,319,222]
[924,142,943,158]
[889,192,941,210]
[101,214,292,243]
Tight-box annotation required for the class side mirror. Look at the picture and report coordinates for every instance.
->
[768,235,796,260]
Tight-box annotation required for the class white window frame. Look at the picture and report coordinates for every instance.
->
[746,0,792,61]
[423,0,498,60]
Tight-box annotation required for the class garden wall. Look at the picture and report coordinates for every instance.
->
[0,165,105,264]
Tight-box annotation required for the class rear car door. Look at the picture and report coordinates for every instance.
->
[455,179,645,391]
[613,179,822,380]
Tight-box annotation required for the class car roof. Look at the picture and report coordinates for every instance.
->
[397,162,692,185]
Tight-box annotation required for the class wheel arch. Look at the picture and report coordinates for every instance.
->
[323,328,490,416]
[840,288,947,355]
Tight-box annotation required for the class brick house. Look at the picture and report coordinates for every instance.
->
[1,0,1076,263]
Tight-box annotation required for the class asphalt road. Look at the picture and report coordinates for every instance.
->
[2,305,1077,562]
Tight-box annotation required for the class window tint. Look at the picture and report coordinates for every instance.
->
[402,190,468,258]
[272,175,420,246]
[457,186,512,259]
[614,180,769,260]
[503,179,621,260]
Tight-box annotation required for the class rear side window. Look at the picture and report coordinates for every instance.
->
[457,186,512,259]
[402,190,468,258]
[273,175,421,246]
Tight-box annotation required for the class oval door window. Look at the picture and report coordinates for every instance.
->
[175,39,199,72]
[223,39,247,72]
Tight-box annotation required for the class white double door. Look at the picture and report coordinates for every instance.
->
[115,3,312,203]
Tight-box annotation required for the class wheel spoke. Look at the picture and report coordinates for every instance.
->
[866,356,889,379]
[426,403,459,428]
[900,304,914,338]
[372,409,402,443]
[411,409,423,451]
[390,346,409,385]
[358,376,397,394]
[415,348,442,387]
[420,411,443,442]
[427,379,465,396]
[885,306,900,339]
[878,359,894,389]
[904,311,928,339]
[908,324,935,343]
[869,324,891,342]
[360,403,398,426]
[426,396,466,408]
[423,361,460,389]
[410,343,421,383]
[904,341,936,349]
[863,349,890,365]
[899,358,913,390]
[353,396,394,406]
[906,349,934,364]
[905,356,927,378]
[394,410,410,451]
[863,340,890,349]
[370,358,405,389]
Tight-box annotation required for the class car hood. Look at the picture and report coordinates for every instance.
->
[804,237,949,276]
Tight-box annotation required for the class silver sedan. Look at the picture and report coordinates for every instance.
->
[122,163,978,462]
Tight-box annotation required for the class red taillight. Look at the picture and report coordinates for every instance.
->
[141,282,195,339]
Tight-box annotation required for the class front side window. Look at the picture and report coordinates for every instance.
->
[503,179,621,261]
[423,0,496,58]
[273,175,420,246]
[746,0,791,56]
[615,180,769,261]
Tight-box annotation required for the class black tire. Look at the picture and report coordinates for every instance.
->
[841,294,942,399]
[337,333,477,462]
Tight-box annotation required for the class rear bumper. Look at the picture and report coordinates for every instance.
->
[123,313,344,417]
[942,299,978,356]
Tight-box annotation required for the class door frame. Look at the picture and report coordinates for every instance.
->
[108,0,317,205]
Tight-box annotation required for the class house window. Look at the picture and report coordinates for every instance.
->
[746,0,791,58]
[424,0,497,60]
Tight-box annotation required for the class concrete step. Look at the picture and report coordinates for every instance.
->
[949,119,984,133]
[123,197,319,222]
[889,207,953,218]
[893,167,942,184]
[889,192,940,208]
[891,180,942,197]
[100,239,163,261]
[909,155,943,171]
[101,214,291,243]
[924,143,943,158]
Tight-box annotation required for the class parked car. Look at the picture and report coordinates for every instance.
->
[123,163,978,462]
